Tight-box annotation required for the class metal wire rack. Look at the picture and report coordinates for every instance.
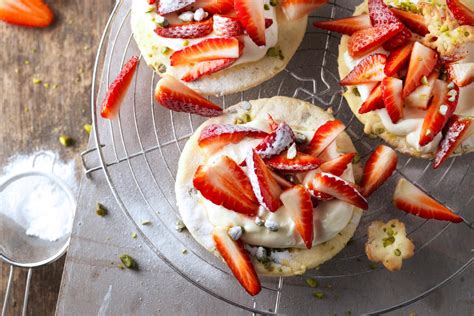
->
[81,0,474,314]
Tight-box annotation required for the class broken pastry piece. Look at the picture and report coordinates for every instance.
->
[365,219,415,272]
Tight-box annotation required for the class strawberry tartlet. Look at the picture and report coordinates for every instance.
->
[315,0,474,167]
[131,0,327,96]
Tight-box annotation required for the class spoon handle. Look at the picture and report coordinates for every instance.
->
[1,265,14,316]
[22,269,32,316]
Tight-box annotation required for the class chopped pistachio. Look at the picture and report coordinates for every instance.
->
[383,236,395,248]
[394,248,402,256]
[270,0,278,6]
[131,232,137,239]
[52,84,59,89]
[421,76,429,85]
[368,262,378,270]
[84,124,92,134]
[96,203,108,216]
[161,46,170,54]
[44,82,50,89]
[352,87,361,97]
[386,227,395,236]
[182,39,190,46]
[181,249,188,254]
[352,153,361,164]
[440,24,449,32]
[32,78,42,84]
[24,60,30,65]
[266,47,280,57]
[264,3,270,10]
[141,220,152,226]
[59,135,74,147]
[145,6,155,13]
[305,278,318,288]
[119,254,138,269]
[175,219,186,232]
[313,292,325,299]
[118,263,125,270]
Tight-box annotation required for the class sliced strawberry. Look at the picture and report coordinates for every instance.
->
[433,115,472,169]
[213,15,244,37]
[313,14,372,35]
[446,0,474,26]
[198,124,268,154]
[0,0,54,27]
[319,153,355,177]
[390,8,429,35]
[404,69,439,110]
[393,178,463,223]
[148,0,156,4]
[101,56,139,119]
[181,58,237,82]
[155,18,213,39]
[155,75,223,117]
[193,156,259,216]
[308,172,368,209]
[340,53,387,85]
[306,120,345,157]
[157,0,196,15]
[382,77,404,124]
[360,145,397,197]
[181,41,244,81]
[265,151,322,172]
[359,83,385,114]
[280,185,314,249]
[403,41,438,97]
[348,24,403,58]
[190,0,234,14]
[304,170,333,201]
[255,122,295,159]
[419,80,459,146]
[235,0,266,46]
[246,149,283,212]
[384,42,413,77]
[281,0,327,21]
[383,28,412,51]
[170,37,240,66]
[318,139,339,161]
[447,63,474,87]
[212,228,261,296]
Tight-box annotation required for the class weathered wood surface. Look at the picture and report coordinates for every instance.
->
[0,1,114,315]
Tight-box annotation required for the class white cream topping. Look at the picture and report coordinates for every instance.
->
[199,115,355,249]
[135,0,279,68]
[343,36,474,153]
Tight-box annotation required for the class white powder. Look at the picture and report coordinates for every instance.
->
[0,151,77,241]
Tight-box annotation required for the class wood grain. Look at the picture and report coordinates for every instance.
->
[0,0,114,315]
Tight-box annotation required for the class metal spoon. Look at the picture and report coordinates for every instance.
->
[0,152,76,316]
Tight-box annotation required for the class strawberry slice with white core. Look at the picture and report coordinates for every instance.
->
[382,77,404,124]
[281,0,327,21]
[170,37,240,66]
[212,228,261,296]
[340,53,387,85]
[319,153,356,177]
[306,120,345,157]
[314,14,372,35]
[404,69,439,110]
[309,172,368,209]
[246,149,283,212]
[433,115,473,169]
[0,0,54,27]
[446,0,474,26]
[393,178,463,223]
[348,24,403,58]
[155,18,213,39]
[303,170,333,202]
[447,63,474,87]
[360,145,398,197]
[318,140,339,161]
[193,156,259,216]
[359,83,385,114]
[198,124,268,154]
[419,80,459,146]
[280,185,314,249]
[155,75,223,117]
[384,42,413,77]
[235,0,266,46]
[101,56,140,119]
[157,0,196,15]
[403,42,438,98]
[390,8,429,35]
[213,15,244,37]
[191,0,234,14]
[265,151,322,172]
[255,122,295,159]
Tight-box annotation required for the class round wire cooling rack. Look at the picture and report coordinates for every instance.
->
[81,0,474,314]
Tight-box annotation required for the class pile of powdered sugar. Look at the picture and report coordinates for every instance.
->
[0,151,78,241]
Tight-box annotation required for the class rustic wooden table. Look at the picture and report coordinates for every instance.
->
[0,1,114,315]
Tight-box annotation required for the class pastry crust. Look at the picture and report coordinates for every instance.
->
[131,0,307,96]
[337,1,474,158]
[175,96,363,276]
